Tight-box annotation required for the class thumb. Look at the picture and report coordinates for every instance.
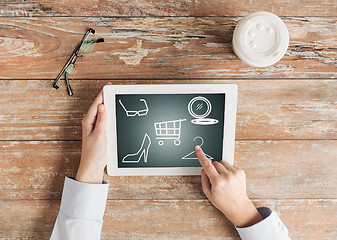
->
[94,104,108,132]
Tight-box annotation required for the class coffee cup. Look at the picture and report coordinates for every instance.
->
[232,11,289,67]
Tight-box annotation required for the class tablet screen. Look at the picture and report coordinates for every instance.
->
[115,93,225,168]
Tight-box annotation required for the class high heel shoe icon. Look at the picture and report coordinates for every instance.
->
[122,133,151,163]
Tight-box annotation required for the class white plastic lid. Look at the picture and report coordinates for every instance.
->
[232,11,289,67]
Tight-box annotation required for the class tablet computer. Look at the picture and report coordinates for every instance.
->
[103,84,237,176]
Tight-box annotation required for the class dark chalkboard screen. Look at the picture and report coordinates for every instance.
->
[116,94,225,168]
[104,84,237,176]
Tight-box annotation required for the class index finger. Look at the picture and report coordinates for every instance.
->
[195,145,219,180]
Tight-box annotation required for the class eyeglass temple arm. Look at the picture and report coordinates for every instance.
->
[65,72,73,96]
[53,54,77,89]
[118,99,129,112]
[53,28,95,89]
[140,99,149,111]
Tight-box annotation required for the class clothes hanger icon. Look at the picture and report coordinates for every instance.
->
[182,136,214,160]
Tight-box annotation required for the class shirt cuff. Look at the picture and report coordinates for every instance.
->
[59,177,109,221]
[235,207,290,240]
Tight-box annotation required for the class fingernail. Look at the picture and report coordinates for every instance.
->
[195,145,200,150]
[98,104,105,112]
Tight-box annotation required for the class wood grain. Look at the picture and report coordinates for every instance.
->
[0,17,336,79]
[1,0,336,239]
[0,0,336,17]
[0,80,336,141]
[1,199,336,239]
[1,140,336,200]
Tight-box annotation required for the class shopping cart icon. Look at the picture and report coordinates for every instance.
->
[154,119,186,146]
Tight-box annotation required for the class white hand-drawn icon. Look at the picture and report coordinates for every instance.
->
[119,99,149,117]
[154,119,186,146]
[188,96,218,125]
[122,133,151,163]
[182,136,214,160]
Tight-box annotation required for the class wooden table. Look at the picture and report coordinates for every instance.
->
[0,1,336,239]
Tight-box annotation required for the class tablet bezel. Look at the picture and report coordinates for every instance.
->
[103,84,237,176]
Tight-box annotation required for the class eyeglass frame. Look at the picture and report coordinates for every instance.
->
[119,99,149,117]
[52,28,96,91]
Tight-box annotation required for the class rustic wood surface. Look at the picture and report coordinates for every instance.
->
[0,17,336,79]
[1,0,336,17]
[0,80,336,140]
[1,199,336,239]
[0,0,336,239]
[1,140,337,200]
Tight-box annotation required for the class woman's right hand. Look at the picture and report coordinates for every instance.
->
[195,145,263,228]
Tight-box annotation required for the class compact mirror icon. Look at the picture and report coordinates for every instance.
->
[188,96,219,125]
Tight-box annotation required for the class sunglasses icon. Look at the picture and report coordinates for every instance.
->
[119,99,149,117]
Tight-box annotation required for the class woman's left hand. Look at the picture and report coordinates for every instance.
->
[76,82,111,184]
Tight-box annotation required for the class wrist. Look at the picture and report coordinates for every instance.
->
[225,198,263,228]
[76,164,104,184]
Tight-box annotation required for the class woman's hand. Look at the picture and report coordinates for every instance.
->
[195,145,263,228]
[76,83,111,184]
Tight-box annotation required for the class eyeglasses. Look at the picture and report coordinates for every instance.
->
[53,28,104,96]
[119,99,149,117]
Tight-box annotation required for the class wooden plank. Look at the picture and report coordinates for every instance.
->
[0,17,336,79]
[1,199,336,239]
[0,0,336,17]
[0,80,336,140]
[1,140,336,200]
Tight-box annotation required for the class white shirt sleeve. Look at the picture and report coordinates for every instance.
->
[50,177,109,240]
[235,207,291,240]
